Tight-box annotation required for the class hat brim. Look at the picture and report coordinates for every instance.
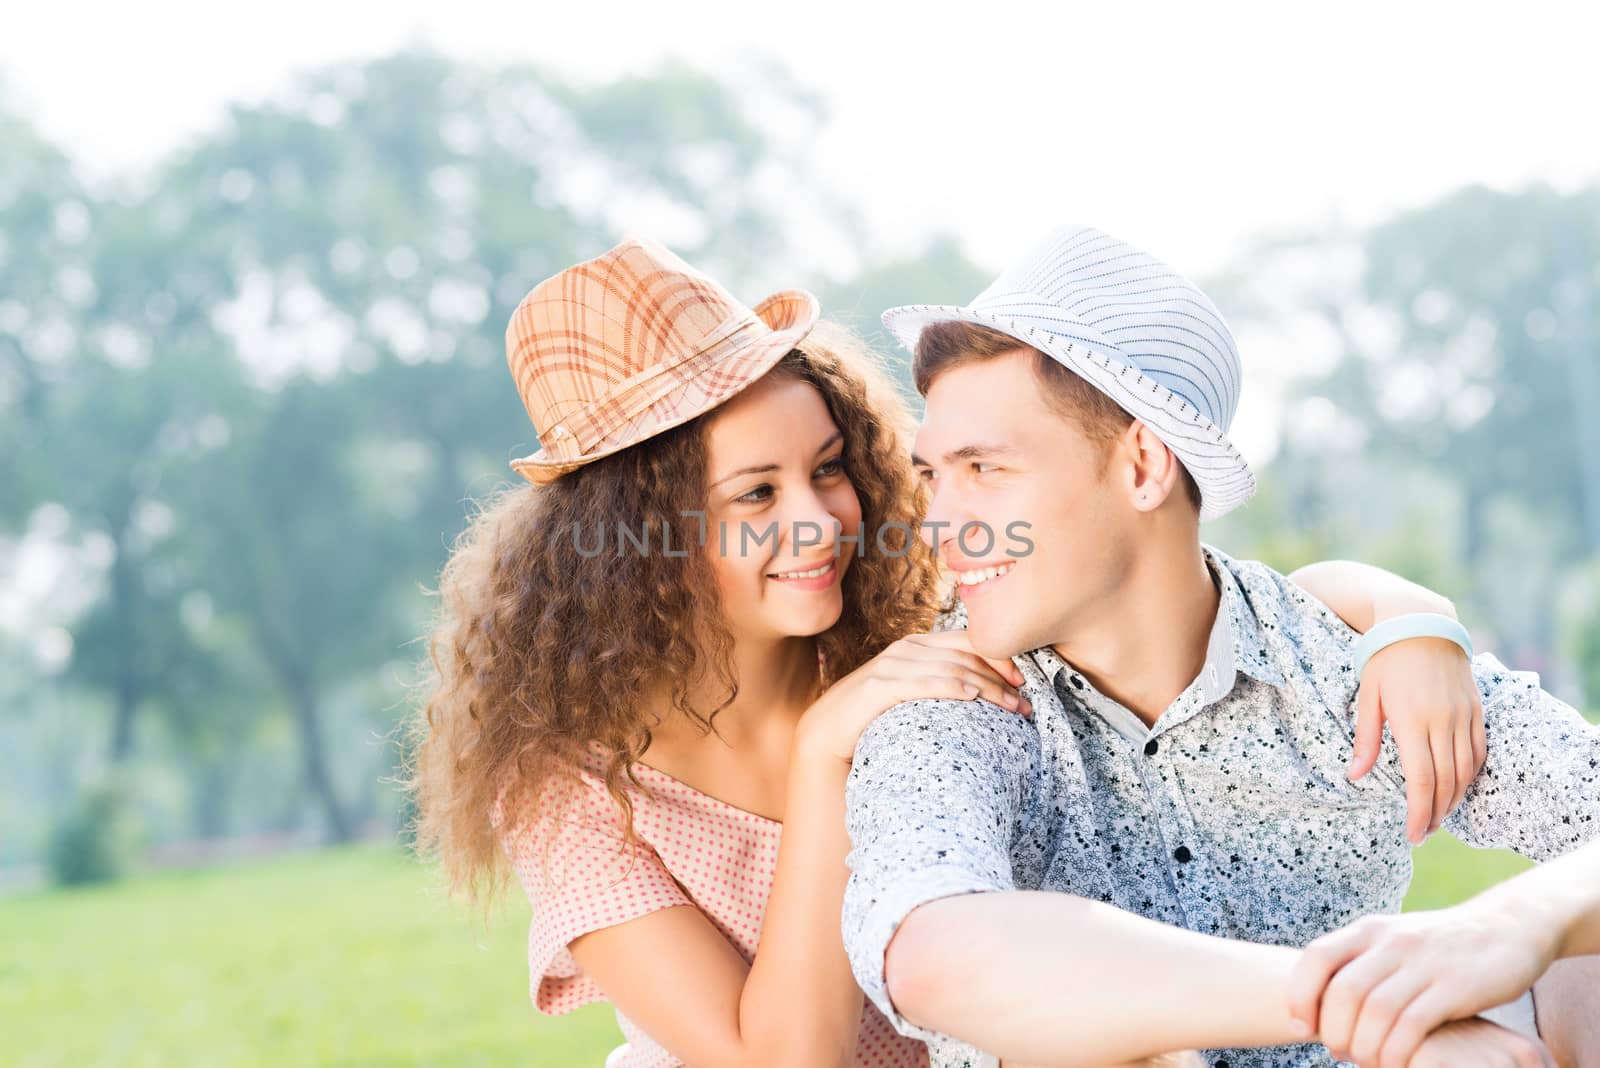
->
[881,302,1256,521]
[510,289,820,483]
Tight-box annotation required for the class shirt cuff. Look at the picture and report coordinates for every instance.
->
[849,863,1008,1046]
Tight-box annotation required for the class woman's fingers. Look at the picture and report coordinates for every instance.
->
[1348,682,1384,781]
[1427,733,1455,838]
[1449,721,1475,828]
[872,658,1021,714]
[902,629,1026,687]
[1393,726,1438,845]
[889,638,1026,702]
[931,664,1027,716]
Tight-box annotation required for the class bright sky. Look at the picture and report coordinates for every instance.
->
[3,1,1598,650]
[6,0,1598,280]
[4,1,1599,465]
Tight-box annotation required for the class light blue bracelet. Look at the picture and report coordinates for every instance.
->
[1351,612,1474,678]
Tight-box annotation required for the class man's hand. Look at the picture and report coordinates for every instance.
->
[1287,908,1557,1068]
[1407,1017,1553,1068]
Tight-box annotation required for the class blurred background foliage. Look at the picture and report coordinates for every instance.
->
[2,47,1597,1067]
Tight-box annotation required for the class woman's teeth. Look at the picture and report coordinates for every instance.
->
[956,563,1015,587]
[769,561,834,580]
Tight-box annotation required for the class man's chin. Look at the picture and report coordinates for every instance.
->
[963,617,1034,663]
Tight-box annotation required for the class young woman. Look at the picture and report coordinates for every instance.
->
[405,238,1483,1068]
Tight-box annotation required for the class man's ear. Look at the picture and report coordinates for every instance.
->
[1121,420,1183,513]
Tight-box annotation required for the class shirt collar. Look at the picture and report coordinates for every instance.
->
[1026,544,1285,707]
[1204,543,1287,690]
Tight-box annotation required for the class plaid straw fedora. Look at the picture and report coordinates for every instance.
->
[882,224,1255,520]
[505,238,819,483]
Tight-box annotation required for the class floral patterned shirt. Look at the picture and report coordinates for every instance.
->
[841,545,1600,1068]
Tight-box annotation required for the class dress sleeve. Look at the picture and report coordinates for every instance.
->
[497,770,693,1015]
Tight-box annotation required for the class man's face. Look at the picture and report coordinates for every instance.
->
[913,347,1139,659]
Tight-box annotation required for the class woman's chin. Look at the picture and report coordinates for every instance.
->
[778,598,846,639]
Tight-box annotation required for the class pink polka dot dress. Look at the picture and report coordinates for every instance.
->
[494,740,929,1068]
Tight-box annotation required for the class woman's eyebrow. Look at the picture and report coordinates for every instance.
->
[710,432,846,488]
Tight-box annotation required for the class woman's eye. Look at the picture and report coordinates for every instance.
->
[735,484,773,504]
[815,456,845,478]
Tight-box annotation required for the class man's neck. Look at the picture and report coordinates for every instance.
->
[1051,542,1220,727]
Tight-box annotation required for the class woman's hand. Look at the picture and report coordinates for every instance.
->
[1287,559,1484,843]
[797,631,1031,764]
[1349,636,1485,844]
[1286,906,1557,1068]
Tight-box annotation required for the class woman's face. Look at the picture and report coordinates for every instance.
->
[700,370,863,645]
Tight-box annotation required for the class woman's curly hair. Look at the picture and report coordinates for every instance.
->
[402,321,943,907]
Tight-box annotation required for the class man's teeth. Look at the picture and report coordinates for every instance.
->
[956,563,1015,586]
[770,561,834,579]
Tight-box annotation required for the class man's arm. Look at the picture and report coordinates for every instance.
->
[1286,839,1600,1067]
[841,695,1039,1053]
[887,891,1310,1066]
[843,699,1314,1067]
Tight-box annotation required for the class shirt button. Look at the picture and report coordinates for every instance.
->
[1144,738,1159,756]
[1070,674,1085,690]
[1174,846,1193,863]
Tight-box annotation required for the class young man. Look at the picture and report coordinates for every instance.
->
[840,225,1600,1067]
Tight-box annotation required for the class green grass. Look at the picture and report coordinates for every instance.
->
[1403,831,1532,911]
[0,835,1535,1067]
[0,844,620,1068]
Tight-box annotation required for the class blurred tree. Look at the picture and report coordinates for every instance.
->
[130,49,831,840]
[0,92,255,786]
[812,234,992,400]
[1298,186,1600,566]
[0,85,89,504]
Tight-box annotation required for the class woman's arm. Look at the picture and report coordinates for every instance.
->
[1287,560,1456,634]
[1288,559,1484,843]
[569,632,1027,1068]
[568,749,865,1068]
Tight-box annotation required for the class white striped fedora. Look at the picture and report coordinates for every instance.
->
[882,224,1255,520]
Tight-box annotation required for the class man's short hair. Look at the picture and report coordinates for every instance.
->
[913,321,1203,512]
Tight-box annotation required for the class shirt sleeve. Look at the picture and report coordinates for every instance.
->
[841,695,1039,1048]
[1442,652,1600,859]
[497,772,692,1015]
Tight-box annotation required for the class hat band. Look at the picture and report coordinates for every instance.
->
[542,311,773,459]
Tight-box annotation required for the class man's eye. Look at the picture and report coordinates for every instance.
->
[916,468,935,482]
[973,462,999,474]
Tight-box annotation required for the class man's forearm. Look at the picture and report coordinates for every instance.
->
[1482,838,1600,959]
[885,891,1306,1067]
